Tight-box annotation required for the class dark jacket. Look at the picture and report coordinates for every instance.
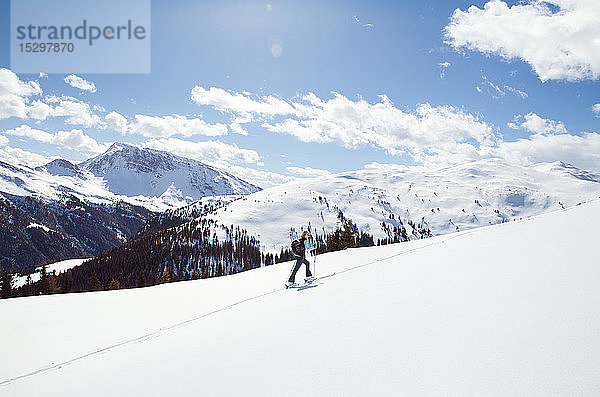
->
[292,237,306,258]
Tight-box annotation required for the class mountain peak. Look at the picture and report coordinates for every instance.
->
[104,142,139,155]
[36,159,82,177]
[78,142,260,200]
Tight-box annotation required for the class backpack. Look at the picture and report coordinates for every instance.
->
[291,239,304,256]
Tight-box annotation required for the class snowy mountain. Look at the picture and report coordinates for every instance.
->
[204,158,600,252]
[80,142,260,202]
[0,144,261,271]
[2,199,599,396]
[0,191,152,272]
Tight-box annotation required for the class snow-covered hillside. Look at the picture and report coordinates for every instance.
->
[206,158,600,252]
[80,143,260,205]
[12,258,87,288]
[1,200,599,396]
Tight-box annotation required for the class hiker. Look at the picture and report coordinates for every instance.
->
[286,230,314,287]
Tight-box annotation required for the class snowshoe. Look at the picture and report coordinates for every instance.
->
[285,281,298,289]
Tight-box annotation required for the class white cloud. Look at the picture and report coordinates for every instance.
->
[439,62,451,79]
[2,124,104,153]
[51,98,103,127]
[477,75,528,99]
[445,0,600,82]
[3,124,54,143]
[503,85,528,99]
[192,87,498,163]
[191,86,297,117]
[229,115,252,136]
[0,135,8,146]
[0,68,42,120]
[26,96,103,128]
[508,113,567,135]
[496,131,600,173]
[105,111,128,134]
[209,163,294,188]
[592,103,600,117]
[39,72,48,79]
[128,114,228,138]
[0,145,50,167]
[53,129,105,153]
[352,15,374,29]
[286,166,332,177]
[142,138,262,165]
[64,74,97,93]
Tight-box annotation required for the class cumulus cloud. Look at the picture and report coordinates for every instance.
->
[496,131,600,172]
[210,163,294,188]
[128,114,228,138]
[498,112,600,172]
[0,70,103,127]
[2,124,104,153]
[286,166,332,177]
[0,135,8,146]
[105,111,128,134]
[64,74,97,93]
[191,86,498,163]
[592,103,600,117]
[53,129,105,153]
[0,145,50,167]
[142,138,262,165]
[0,68,42,119]
[191,86,297,117]
[445,0,600,82]
[508,112,567,135]
[27,96,103,128]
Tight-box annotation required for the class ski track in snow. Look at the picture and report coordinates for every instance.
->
[0,228,475,387]
[2,201,599,395]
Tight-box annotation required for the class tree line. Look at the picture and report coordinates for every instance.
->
[3,218,262,298]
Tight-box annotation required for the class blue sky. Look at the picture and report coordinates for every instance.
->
[0,0,599,187]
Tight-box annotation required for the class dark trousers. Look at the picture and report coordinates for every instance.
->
[289,256,312,282]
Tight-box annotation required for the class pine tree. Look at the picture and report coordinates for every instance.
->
[63,270,75,293]
[39,265,50,294]
[340,219,358,248]
[161,265,172,283]
[88,271,102,291]
[137,270,146,287]
[1,271,13,299]
[108,279,121,290]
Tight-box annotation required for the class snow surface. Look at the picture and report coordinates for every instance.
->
[1,201,600,396]
[207,158,600,252]
[12,259,87,289]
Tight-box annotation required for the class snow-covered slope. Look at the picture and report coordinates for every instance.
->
[206,158,600,252]
[1,159,168,212]
[12,258,87,288]
[1,200,599,396]
[80,142,260,204]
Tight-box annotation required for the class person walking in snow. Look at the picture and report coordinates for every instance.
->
[286,230,315,287]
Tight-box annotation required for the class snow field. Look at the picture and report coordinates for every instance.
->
[1,201,599,396]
